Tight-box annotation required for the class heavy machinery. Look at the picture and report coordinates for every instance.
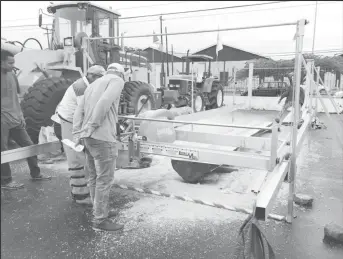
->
[1,1,160,143]
[162,54,224,112]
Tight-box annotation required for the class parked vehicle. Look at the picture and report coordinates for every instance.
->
[240,81,289,97]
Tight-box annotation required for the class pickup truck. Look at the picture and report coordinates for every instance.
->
[241,82,289,97]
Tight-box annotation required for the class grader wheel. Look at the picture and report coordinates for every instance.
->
[20,77,75,144]
[171,160,218,183]
[123,81,157,115]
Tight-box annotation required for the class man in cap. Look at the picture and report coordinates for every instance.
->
[57,65,105,205]
[73,63,125,231]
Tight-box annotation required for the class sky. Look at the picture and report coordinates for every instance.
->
[1,1,342,60]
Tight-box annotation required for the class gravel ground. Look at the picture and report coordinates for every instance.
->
[1,113,342,259]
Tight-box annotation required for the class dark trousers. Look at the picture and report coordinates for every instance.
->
[1,122,40,184]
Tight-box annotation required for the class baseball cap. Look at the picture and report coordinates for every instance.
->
[107,63,125,75]
[87,65,106,76]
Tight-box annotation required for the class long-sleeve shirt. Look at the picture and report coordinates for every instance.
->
[72,74,124,143]
[279,86,305,106]
[1,71,24,129]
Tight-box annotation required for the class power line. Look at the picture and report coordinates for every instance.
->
[2,1,339,28]
[164,1,339,22]
[116,1,195,11]
[1,1,194,22]
[119,1,291,20]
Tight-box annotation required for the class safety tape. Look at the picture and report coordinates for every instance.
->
[111,183,286,222]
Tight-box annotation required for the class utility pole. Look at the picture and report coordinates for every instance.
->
[171,44,174,75]
[160,16,165,86]
[165,27,169,77]
[311,1,318,54]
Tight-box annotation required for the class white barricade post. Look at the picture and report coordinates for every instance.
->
[248,62,254,109]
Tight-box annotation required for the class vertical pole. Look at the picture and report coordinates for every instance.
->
[248,62,254,109]
[165,27,169,77]
[171,45,174,75]
[232,67,237,123]
[160,16,165,87]
[286,19,306,224]
[116,19,120,46]
[191,62,194,113]
[233,67,236,105]
[312,1,318,54]
[270,119,280,171]
[303,59,312,114]
[315,66,320,114]
[307,60,314,113]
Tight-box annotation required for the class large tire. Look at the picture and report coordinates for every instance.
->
[208,81,224,109]
[21,77,75,144]
[123,81,156,115]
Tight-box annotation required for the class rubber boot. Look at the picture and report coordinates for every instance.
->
[69,166,92,205]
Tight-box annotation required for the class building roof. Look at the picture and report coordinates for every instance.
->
[143,46,183,63]
[192,42,270,61]
[182,54,213,62]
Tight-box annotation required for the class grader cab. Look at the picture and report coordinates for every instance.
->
[1,1,160,144]
[163,54,224,112]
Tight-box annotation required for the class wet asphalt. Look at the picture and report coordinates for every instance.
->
[1,113,343,259]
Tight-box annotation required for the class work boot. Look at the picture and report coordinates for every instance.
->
[108,210,119,218]
[76,196,93,206]
[1,181,24,190]
[31,174,52,181]
[92,219,124,232]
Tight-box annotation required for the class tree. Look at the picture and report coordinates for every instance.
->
[236,55,343,86]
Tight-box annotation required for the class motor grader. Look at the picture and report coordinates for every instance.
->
[1,1,161,144]
[163,54,224,112]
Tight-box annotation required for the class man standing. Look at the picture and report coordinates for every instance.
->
[1,50,51,190]
[73,63,125,231]
[278,83,305,123]
[57,65,105,205]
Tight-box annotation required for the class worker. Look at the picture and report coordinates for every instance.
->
[72,63,125,232]
[1,50,51,190]
[278,83,305,123]
[57,65,106,205]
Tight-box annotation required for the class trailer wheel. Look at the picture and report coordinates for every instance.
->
[123,81,156,115]
[208,81,224,109]
[171,160,217,183]
[20,77,75,144]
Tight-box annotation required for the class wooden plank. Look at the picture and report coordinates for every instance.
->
[175,130,272,151]
[1,141,61,164]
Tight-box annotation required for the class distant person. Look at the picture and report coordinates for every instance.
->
[73,63,125,232]
[1,50,51,190]
[278,83,305,123]
[57,65,105,205]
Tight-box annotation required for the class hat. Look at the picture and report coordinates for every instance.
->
[107,63,125,75]
[87,65,106,76]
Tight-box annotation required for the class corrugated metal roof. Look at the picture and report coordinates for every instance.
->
[192,42,269,60]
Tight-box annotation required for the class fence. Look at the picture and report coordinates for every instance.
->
[223,65,343,96]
